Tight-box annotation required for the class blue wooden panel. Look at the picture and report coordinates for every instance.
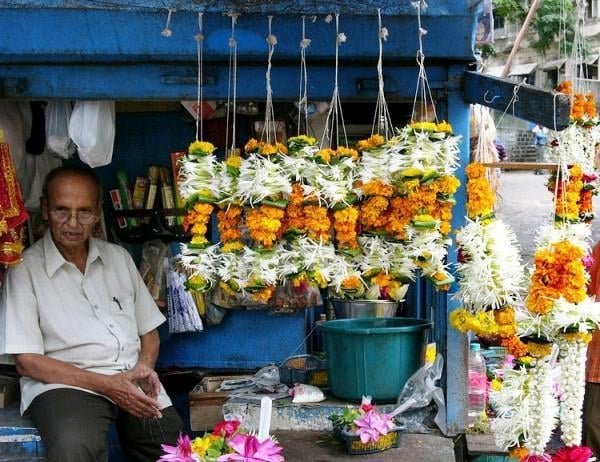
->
[0,0,480,16]
[156,309,309,369]
[463,71,571,130]
[0,7,477,65]
[0,63,449,100]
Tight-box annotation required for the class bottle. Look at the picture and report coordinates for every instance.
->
[467,342,487,427]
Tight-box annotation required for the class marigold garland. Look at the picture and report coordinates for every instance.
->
[551,165,584,222]
[333,206,359,249]
[356,134,385,152]
[217,206,243,244]
[304,205,331,243]
[244,138,288,156]
[360,196,389,231]
[361,180,394,197]
[245,205,285,248]
[282,183,306,236]
[501,335,529,358]
[465,163,495,219]
[183,202,214,247]
[526,240,586,315]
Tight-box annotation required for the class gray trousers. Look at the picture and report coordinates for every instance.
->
[27,388,184,462]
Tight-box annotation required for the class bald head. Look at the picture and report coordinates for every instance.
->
[42,166,103,206]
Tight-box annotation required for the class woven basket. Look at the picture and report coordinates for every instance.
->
[341,426,401,455]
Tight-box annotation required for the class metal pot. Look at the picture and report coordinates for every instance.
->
[330,299,399,319]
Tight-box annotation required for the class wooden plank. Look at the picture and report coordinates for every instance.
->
[481,162,558,171]
[466,433,507,456]
[462,71,571,131]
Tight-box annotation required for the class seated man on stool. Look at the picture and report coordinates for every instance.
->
[0,166,183,462]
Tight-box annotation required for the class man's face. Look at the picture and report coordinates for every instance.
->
[41,173,101,254]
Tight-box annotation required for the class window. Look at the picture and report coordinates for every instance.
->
[586,0,599,19]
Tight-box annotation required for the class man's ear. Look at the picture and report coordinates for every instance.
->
[41,197,49,221]
[94,200,103,224]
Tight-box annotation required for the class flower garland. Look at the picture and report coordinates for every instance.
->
[246,205,285,249]
[333,205,359,250]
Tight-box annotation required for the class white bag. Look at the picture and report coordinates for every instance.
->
[69,100,115,167]
[46,100,76,158]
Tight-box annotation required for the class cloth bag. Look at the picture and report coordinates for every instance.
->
[45,100,76,159]
[69,100,115,167]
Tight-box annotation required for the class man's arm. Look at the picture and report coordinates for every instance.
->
[15,353,162,418]
[130,329,161,399]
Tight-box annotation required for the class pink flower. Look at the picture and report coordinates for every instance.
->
[583,253,595,272]
[353,410,395,444]
[522,454,552,462]
[360,396,374,413]
[552,445,595,462]
[217,434,284,462]
[213,420,241,438]
[158,433,199,462]
[583,173,598,183]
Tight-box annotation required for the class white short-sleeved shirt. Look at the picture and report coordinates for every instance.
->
[0,231,172,414]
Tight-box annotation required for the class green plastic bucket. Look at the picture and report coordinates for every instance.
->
[320,317,432,402]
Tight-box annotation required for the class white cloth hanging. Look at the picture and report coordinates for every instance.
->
[69,100,115,168]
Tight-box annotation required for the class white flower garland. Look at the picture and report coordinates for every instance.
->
[178,243,220,290]
[558,337,588,447]
[455,218,525,311]
[179,154,220,201]
[236,154,292,206]
[548,123,600,175]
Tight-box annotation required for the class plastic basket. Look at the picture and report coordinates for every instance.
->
[278,354,328,387]
[341,426,401,455]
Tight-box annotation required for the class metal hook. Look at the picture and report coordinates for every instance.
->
[483,90,500,104]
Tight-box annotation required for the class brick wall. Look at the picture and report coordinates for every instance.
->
[497,128,536,162]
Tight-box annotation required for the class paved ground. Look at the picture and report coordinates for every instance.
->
[495,171,600,265]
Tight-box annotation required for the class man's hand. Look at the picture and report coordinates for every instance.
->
[102,370,162,419]
[129,362,161,399]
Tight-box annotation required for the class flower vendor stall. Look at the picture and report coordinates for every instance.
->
[0,1,576,457]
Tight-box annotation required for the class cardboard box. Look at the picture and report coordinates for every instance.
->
[0,376,19,408]
[189,375,253,431]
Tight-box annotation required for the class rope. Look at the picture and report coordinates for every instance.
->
[372,8,393,139]
[194,12,204,141]
[225,13,239,157]
[297,16,311,136]
[161,8,175,37]
[262,16,278,144]
[410,1,438,123]
[495,80,525,129]
[321,14,348,149]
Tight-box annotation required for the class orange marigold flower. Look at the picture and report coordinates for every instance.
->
[336,146,359,160]
[304,205,331,242]
[246,205,285,248]
[244,138,261,153]
[217,206,243,243]
[361,180,394,197]
[509,446,529,460]
[251,286,275,303]
[333,206,359,249]
[501,336,528,358]
[361,196,390,230]
[342,275,362,290]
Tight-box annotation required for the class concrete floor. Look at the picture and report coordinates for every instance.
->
[275,431,457,462]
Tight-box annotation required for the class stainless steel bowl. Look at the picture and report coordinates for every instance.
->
[330,299,399,319]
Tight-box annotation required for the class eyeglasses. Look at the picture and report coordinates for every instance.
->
[49,209,97,225]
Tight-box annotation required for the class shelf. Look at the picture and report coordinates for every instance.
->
[481,162,559,171]
[111,208,191,243]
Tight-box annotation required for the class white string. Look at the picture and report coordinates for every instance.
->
[495,80,526,129]
[161,8,175,37]
[194,13,204,141]
[410,1,438,123]
[372,8,393,139]
[262,16,278,145]
[225,13,239,157]
[297,16,311,136]
[321,14,348,149]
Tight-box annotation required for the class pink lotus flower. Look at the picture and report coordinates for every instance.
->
[217,434,284,462]
[353,410,395,444]
[158,433,199,462]
[213,420,241,438]
[552,445,595,462]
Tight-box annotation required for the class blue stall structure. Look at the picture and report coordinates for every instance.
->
[0,0,570,447]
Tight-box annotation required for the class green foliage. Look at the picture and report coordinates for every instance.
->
[493,0,576,56]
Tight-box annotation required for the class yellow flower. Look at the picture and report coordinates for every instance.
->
[188,140,216,157]
[410,121,437,132]
[317,148,332,163]
[191,435,212,457]
[436,121,453,133]
[225,155,242,168]
[450,308,471,334]
[527,341,552,358]
[222,241,244,253]
[342,276,362,290]
[509,446,528,460]
[490,378,502,391]
[244,138,260,153]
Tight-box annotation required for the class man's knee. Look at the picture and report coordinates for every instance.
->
[45,429,108,462]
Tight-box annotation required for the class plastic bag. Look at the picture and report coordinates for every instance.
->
[291,384,325,404]
[68,100,115,167]
[45,100,76,158]
[390,353,447,435]
[166,265,204,334]
[139,240,169,307]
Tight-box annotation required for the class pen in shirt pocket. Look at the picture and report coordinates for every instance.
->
[113,297,123,310]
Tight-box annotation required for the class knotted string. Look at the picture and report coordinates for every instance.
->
[225,13,239,157]
[161,8,175,37]
[262,16,278,144]
[410,1,438,123]
[372,8,393,139]
[297,16,311,136]
[321,14,348,149]
[194,12,205,141]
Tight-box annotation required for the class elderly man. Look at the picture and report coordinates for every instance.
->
[0,166,183,462]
